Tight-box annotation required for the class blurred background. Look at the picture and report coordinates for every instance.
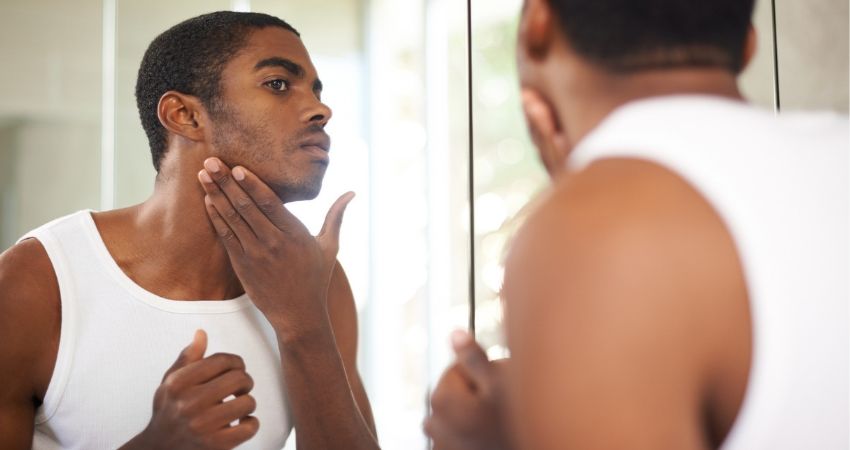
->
[0,0,847,448]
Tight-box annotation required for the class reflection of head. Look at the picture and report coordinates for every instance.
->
[549,0,755,73]
[135,11,300,172]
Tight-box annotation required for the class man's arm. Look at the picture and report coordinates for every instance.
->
[198,158,379,450]
[326,262,377,435]
[275,262,378,448]
[0,239,61,449]
[503,158,751,450]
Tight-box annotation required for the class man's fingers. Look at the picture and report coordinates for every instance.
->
[318,191,355,253]
[423,416,449,446]
[204,196,244,255]
[430,366,477,419]
[167,352,247,391]
[201,159,279,239]
[227,164,314,238]
[226,164,290,225]
[163,329,207,381]
[199,166,257,247]
[424,415,470,450]
[211,415,260,448]
[450,330,492,394]
[192,368,255,409]
[193,394,258,431]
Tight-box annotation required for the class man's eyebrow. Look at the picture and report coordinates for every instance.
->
[253,57,304,77]
[254,57,323,94]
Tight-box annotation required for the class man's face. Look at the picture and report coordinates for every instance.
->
[209,27,332,203]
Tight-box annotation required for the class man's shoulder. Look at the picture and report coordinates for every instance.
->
[506,154,749,362]
[0,238,61,396]
[0,238,58,297]
[504,156,752,446]
[0,238,61,332]
[516,157,718,252]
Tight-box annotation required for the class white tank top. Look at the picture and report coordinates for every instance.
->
[20,210,292,449]
[570,95,849,450]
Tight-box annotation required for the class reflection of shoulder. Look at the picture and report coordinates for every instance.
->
[505,156,750,446]
[512,156,749,313]
[0,238,61,398]
[517,156,740,262]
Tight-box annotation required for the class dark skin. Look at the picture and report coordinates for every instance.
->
[0,26,376,449]
[426,0,754,448]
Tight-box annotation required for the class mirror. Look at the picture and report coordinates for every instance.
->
[0,0,846,448]
[467,0,850,360]
[1,1,468,448]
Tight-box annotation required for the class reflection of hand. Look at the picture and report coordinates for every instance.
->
[124,330,258,450]
[198,157,354,336]
[425,331,516,450]
[521,88,571,178]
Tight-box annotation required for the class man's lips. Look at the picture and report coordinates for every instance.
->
[299,133,331,152]
[302,145,329,165]
[299,134,330,166]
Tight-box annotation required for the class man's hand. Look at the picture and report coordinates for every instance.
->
[424,331,516,450]
[123,330,258,450]
[198,157,353,335]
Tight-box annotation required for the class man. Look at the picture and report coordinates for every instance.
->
[426,0,848,449]
[0,11,379,449]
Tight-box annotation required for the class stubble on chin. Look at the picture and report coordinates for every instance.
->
[211,114,328,203]
[268,164,327,204]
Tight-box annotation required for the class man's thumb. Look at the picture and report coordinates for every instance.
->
[451,330,492,393]
[163,329,207,380]
[318,191,355,250]
[184,329,208,362]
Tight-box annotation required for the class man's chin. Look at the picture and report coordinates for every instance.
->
[272,181,323,204]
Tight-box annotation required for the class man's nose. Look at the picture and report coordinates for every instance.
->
[302,97,332,127]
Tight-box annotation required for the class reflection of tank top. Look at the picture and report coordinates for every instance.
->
[570,95,849,449]
[21,210,291,449]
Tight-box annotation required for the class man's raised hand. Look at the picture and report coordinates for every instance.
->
[197,157,354,336]
[123,330,258,450]
[424,331,516,450]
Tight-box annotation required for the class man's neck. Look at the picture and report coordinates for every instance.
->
[552,65,744,152]
[94,151,244,301]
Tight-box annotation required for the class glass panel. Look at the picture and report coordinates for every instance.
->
[109,1,470,448]
[272,0,470,446]
[774,0,849,112]
[470,0,548,356]
[0,0,103,249]
[469,0,782,357]
[354,0,471,447]
[740,0,781,109]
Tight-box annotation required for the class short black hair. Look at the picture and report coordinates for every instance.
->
[135,11,299,171]
[549,0,755,73]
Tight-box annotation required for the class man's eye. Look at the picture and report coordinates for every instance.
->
[265,79,289,91]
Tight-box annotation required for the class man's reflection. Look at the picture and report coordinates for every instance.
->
[0,11,378,450]
[426,0,848,449]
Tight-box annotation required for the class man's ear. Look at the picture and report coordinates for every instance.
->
[157,91,207,143]
[518,0,556,61]
[741,24,757,72]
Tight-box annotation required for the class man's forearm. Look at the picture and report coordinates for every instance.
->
[277,322,379,450]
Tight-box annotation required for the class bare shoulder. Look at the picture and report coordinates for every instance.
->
[0,238,61,398]
[504,158,750,449]
[0,238,62,447]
